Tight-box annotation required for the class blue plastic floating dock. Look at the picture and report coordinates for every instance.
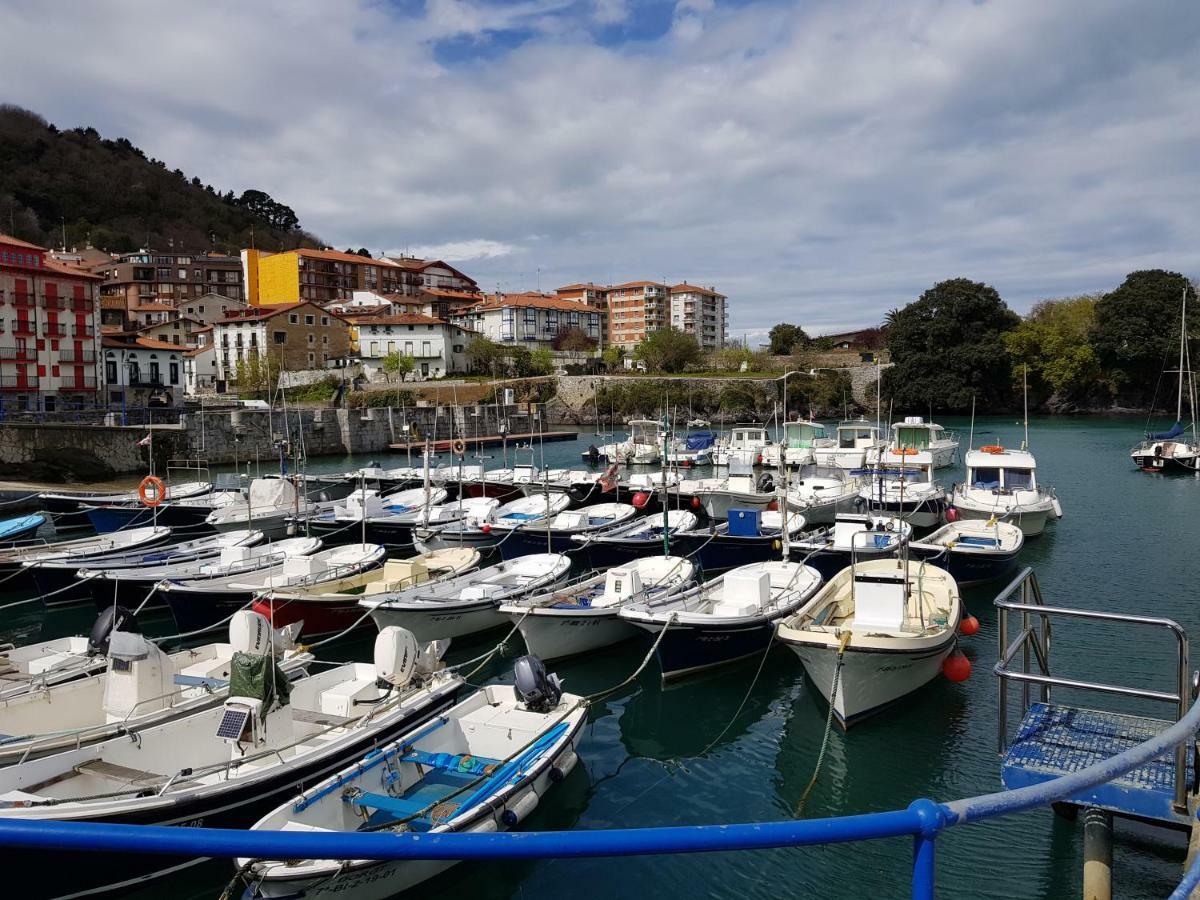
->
[1001,702,1195,828]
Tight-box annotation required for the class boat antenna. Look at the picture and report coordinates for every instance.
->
[968,394,976,452]
[662,408,670,557]
[1022,364,1030,451]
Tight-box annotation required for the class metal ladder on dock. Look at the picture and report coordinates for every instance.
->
[994,567,1199,895]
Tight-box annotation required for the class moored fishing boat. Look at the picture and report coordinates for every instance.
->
[38,479,213,531]
[570,509,699,568]
[813,418,884,470]
[0,525,173,587]
[206,478,315,540]
[620,560,822,679]
[680,463,778,519]
[496,501,638,558]
[761,420,831,469]
[909,519,1023,585]
[0,513,46,546]
[303,486,449,545]
[666,423,717,468]
[595,418,665,465]
[0,634,106,701]
[670,508,806,574]
[157,543,387,633]
[500,556,698,660]
[0,623,459,899]
[871,415,960,468]
[83,487,244,533]
[714,424,770,468]
[949,446,1060,537]
[252,547,481,638]
[776,557,962,727]
[789,513,910,579]
[414,493,571,553]
[240,657,584,900]
[855,452,946,529]
[360,553,572,641]
[786,465,862,526]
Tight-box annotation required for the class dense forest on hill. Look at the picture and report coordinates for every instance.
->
[0,105,320,253]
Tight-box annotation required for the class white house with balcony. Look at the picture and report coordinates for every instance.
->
[348,314,473,381]
[100,336,185,407]
[451,293,602,353]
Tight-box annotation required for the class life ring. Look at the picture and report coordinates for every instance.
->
[980,445,1005,454]
[890,448,918,456]
[138,475,166,507]
[452,438,466,456]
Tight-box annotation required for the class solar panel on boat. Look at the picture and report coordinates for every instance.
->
[216,706,251,740]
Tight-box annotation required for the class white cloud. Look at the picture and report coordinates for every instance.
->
[403,239,520,261]
[1,0,1198,338]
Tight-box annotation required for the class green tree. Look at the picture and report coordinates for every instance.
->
[551,327,597,354]
[601,345,625,370]
[1004,295,1101,404]
[882,278,1020,412]
[633,327,702,373]
[381,351,415,383]
[768,323,809,355]
[1092,270,1197,397]
[233,350,285,397]
[465,335,503,375]
[530,347,555,376]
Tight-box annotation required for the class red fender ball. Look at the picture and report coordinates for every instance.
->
[766,499,779,511]
[945,506,960,523]
[632,491,650,508]
[943,651,971,683]
[481,523,492,534]
[960,614,980,636]
[691,496,701,509]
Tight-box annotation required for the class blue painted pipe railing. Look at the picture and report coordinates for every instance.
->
[0,694,1196,899]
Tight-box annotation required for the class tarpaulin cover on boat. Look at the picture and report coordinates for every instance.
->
[1148,421,1185,440]
[229,651,291,721]
[686,432,717,450]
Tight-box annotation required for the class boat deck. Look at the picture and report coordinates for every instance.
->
[1001,702,1194,827]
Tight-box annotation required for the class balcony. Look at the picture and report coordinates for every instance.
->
[73,326,95,339]
[71,299,92,313]
[43,296,67,309]
[0,347,37,361]
[0,375,39,391]
[128,376,168,388]
[43,322,67,337]
[13,322,36,336]
[59,375,98,391]
[57,348,96,363]
[12,293,34,308]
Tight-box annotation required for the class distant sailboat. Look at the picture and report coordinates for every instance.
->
[1130,287,1199,473]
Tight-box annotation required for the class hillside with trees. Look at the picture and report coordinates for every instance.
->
[0,105,320,252]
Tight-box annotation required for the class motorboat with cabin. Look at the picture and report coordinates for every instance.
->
[620,560,822,679]
[593,419,665,466]
[714,424,771,468]
[0,620,459,899]
[252,547,481,638]
[789,513,911,580]
[855,451,946,529]
[360,553,573,641]
[813,418,884,471]
[240,657,585,900]
[949,446,1061,537]
[776,557,962,728]
[874,416,959,468]
[761,420,832,469]
[500,556,698,661]
[785,465,863,526]
[909,519,1024,585]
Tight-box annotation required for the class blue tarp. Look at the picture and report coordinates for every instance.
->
[685,431,717,451]
[1148,421,1185,440]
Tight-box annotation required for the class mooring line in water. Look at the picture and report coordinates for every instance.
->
[0,572,101,610]
[795,631,851,816]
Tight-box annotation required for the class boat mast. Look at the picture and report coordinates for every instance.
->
[1179,286,1188,424]
[661,410,670,557]
[1022,364,1029,452]
[967,394,976,452]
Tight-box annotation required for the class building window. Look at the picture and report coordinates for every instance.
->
[307,334,315,344]
[288,314,298,324]
[422,341,431,356]
[404,341,413,355]
[304,314,314,325]
[273,331,286,345]
[320,316,329,326]
[369,341,378,356]
[322,335,328,344]
[105,358,117,384]
[169,362,179,385]
[307,352,315,365]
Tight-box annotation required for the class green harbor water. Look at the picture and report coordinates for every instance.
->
[6,415,1199,899]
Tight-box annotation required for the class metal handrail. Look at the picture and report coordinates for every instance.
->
[994,567,1192,812]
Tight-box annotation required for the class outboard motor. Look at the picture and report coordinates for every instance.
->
[88,605,140,656]
[514,655,563,713]
[587,444,600,463]
[756,472,775,493]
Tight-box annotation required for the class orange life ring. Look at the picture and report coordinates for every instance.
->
[890,448,918,456]
[452,439,466,456]
[980,445,1005,454]
[138,475,166,507]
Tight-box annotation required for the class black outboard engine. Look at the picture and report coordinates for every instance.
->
[756,472,775,493]
[88,605,141,656]
[587,444,600,463]
[513,655,563,713]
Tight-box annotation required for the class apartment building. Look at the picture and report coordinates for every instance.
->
[670,283,727,350]
[96,251,243,307]
[178,292,249,325]
[452,293,602,352]
[606,281,669,351]
[100,335,185,407]
[388,258,479,293]
[422,287,485,321]
[242,249,420,306]
[183,344,218,395]
[555,283,608,306]
[0,233,103,411]
[348,314,474,381]
[213,301,351,383]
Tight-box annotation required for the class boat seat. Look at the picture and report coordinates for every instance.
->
[74,760,167,785]
[348,769,481,831]
[399,750,501,776]
[173,674,227,690]
[291,708,355,727]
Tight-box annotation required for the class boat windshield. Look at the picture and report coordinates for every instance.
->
[795,465,847,483]
[838,427,875,448]
[971,466,1001,489]
[895,426,931,449]
[786,423,827,447]
[1003,468,1034,490]
[630,422,661,443]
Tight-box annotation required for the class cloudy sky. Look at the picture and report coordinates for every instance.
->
[3,0,1199,341]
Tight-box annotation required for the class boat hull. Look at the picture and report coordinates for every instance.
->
[86,503,214,534]
[1131,450,1197,473]
[674,531,796,574]
[788,544,899,580]
[251,595,366,639]
[861,496,944,530]
[909,544,1020,586]
[1,686,459,900]
[516,608,641,661]
[788,636,957,727]
[367,601,508,642]
[161,586,256,633]
[641,618,777,680]
[89,575,163,612]
[952,503,1052,538]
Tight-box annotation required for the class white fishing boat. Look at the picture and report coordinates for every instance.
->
[500,556,698,660]
[949,446,1061,537]
[361,553,573,641]
[415,493,571,551]
[666,423,717,468]
[596,419,665,465]
[909,519,1024,585]
[495,501,638,557]
[680,462,779,519]
[776,557,962,728]
[714,424,771,467]
[240,657,585,900]
[0,610,310,765]
[856,451,946,529]
[0,635,106,701]
[761,420,831,469]
[813,418,885,471]
[252,547,482,638]
[207,478,314,540]
[570,508,698,568]
[789,513,911,580]
[872,416,959,468]
[0,525,173,583]
[308,486,448,526]
[785,465,863,525]
[621,560,822,679]
[38,479,213,530]
[0,622,459,899]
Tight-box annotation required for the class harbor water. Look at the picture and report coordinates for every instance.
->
[5,415,1198,899]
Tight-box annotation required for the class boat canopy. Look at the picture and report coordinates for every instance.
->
[1148,421,1186,440]
[685,431,717,451]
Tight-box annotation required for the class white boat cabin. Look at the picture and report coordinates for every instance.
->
[628,419,665,446]
[729,426,770,449]
[963,448,1038,492]
[781,421,829,449]
[890,416,950,450]
[835,420,881,449]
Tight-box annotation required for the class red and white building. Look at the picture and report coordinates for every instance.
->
[0,233,103,411]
